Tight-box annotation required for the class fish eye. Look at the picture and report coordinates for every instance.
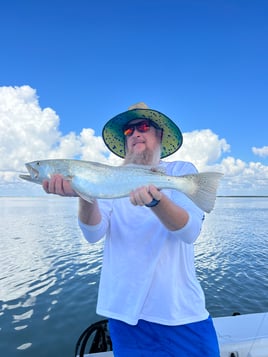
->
[36,162,40,166]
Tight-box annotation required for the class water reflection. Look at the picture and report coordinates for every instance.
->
[195,197,268,316]
[0,196,267,356]
[0,197,104,355]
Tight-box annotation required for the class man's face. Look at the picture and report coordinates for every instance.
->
[124,119,162,159]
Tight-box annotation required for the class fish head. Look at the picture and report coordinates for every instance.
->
[20,160,55,184]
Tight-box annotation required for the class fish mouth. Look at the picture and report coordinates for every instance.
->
[25,163,40,179]
[19,174,33,182]
[19,163,40,182]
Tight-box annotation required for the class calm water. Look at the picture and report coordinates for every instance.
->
[0,196,267,357]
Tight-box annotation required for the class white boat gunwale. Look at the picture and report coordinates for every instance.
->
[77,312,268,357]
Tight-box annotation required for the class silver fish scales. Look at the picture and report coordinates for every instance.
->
[19,159,223,213]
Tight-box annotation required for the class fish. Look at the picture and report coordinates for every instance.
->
[19,159,223,213]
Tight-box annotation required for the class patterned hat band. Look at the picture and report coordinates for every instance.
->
[102,102,183,158]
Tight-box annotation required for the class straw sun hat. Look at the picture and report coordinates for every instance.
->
[102,102,183,158]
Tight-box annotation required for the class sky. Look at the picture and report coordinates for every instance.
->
[0,0,267,197]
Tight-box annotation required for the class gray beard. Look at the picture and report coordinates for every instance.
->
[123,147,161,166]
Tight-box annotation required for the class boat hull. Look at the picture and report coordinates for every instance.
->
[78,312,268,357]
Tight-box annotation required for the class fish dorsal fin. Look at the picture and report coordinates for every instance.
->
[124,164,166,174]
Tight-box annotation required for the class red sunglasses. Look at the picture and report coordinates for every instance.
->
[123,120,161,137]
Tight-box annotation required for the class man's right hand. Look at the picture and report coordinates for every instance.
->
[42,174,79,197]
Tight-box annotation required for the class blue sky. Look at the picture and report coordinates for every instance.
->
[0,0,267,196]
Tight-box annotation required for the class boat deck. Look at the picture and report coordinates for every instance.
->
[80,312,268,357]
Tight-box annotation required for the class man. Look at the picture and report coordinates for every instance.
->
[43,102,220,356]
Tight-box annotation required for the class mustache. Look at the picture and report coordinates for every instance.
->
[132,138,145,145]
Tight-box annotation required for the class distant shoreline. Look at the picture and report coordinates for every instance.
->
[217,196,268,198]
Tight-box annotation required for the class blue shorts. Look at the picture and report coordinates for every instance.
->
[109,317,220,356]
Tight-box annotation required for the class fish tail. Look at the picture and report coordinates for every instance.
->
[180,172,223,213]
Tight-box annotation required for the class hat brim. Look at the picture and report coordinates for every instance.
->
[102,108,183,158]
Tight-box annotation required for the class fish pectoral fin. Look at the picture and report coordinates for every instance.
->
[69,180,95,203]
[74,190,95,203]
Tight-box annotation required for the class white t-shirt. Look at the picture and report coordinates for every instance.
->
[79,161,209,325]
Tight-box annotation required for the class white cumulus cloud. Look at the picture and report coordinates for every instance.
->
[170,129,230,170]
[0,85,267,196]
[252,146,268,158]
[0,85,61,171]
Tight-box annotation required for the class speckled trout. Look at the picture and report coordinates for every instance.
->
[19,159,223,213]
